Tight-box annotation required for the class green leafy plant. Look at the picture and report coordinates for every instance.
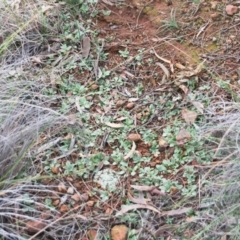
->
[119,48,129,58]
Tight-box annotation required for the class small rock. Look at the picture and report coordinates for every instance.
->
[210,1,218,10]
[116,100,125,107]
[125,102,135,109]
[90,84,99,90]
[51,166,59,174]
[71,193,81,202]
[58,182,67,193]
[127,133,141,142]
[212,37,217,42]
[136,113,142,120]
[80,193,89,202]
[226,5,238,15]
[105,208,113,215]
[67,187,74,195]
[86,201,95,207]
[66,176,74,182]
[158,136,169,148]
[60,204,69,213]
[86,96,93,101]
[210,12,219,20]
[52,199,60,206]
[176,129,191,147]
[111,224,128,240]
[170,186,179,195]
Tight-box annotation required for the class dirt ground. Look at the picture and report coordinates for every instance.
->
[64,0,240,238]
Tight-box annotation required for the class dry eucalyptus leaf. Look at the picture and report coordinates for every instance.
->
[127,192,150,205]
[104,122,123,128]
[176,129,191,147]
[82,36,91,58]
[116,204,161,216]
[131,185,155,191]
[127,133,141,142]
[175,62,186,69]
[162,207,192,216]
[156,62,170,79]
[124,141,136,160]
[179,84,188,94]
[153,48,171,64]
[177,61,205,79]
[111,225,128,240]
[181,109,198,125]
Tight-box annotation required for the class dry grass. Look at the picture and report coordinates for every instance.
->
[194,100,240,239]
[0,1,87,239]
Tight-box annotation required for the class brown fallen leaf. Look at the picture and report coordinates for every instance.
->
[26,220,46,234]
[111,225,128,240]
[176,129,191,147]
[226,5,238,15]
[127,133,141,142]
[116,204,161,216]
[82,36,91,58]
[150,188,167,196]
[181,108,198,125]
